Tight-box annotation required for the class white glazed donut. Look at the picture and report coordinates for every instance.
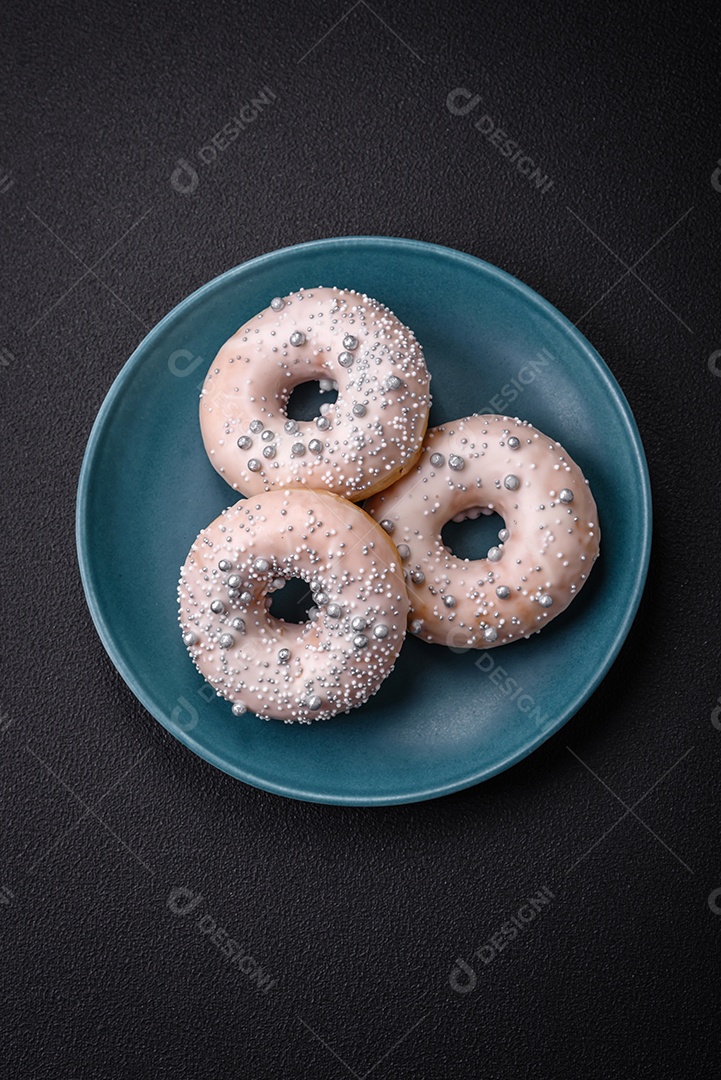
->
[365,414,600,648]
[178,489,409,722]
[199,287,431,502]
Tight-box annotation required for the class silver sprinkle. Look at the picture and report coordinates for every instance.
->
[291,442,306,457]
[263,445,276,459]
[342,334,358,350]
[307,606,318,621]
[396,544,411,561]
[448,454,465,471]
[218,559,232,572]
[326,603,341,618]
[498,528,510,542]
[319,378,335,391]
[539,593,554,608]
[249,419,264,433]
[410,619,423,634]
[239,591,253,605]
[231,618,246,632]
[351,617,366,631]
[373,624,389,639]
[228,589,239,600]
[379,519,395,535]
[278,648,291,664]
[507,436,520,450]
[307,695,322,711]
[289,331,305,347]
[338,351,354,367]
[254,558,270,573]
[487,546,502,562]
[218,633,234,649]
[387,375,403,390]
[316,416,331,430]
[315,591,329,606]
[410,569,425,584]
[483,627,499,643]
[504,474,520,491]
[237,435,252,450]
[210,599,225,614]
[443,595,456,608]
[261,430,274,442]
[430,452,445,468]
[248,458,261,472]
[182,631,197,646]
[353,634,368,649]
[496,585,510,599]
[559,489,574,503]
[231,702,247,716]
[308,439,323,454]
[352,403,366,417]
[227,574,242,589]
[270,296,284,311]
[284,419,299,434]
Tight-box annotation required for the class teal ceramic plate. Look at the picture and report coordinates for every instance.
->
[76,237,651,805]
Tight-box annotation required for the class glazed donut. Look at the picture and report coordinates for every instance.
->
[199,287,431,502]
[365,414,599,648]
[178,489,409,722]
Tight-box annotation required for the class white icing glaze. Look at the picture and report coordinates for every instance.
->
[365,414,600,648]
[178,489,409,722]
[199,287,431,501]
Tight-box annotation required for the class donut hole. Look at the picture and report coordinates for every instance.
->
[267,576,313,624]
[286,380,338,422]
[441,509,506,562]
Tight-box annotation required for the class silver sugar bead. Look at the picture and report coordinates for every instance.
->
[270,296,285,311]
[539,594,554,608]
[504,474,520,491]
[484,627,499,643]
[289,331,305,347]
[249,419,264,433]
[254,558,270,573]
[326,603,341,618]
[396,544,411,561]
[342,334,358,350]
[291,442,306,456]
[308,439,323,454]
[410,569,425,584]
[498,528,510,542]
[232,702,247,716]
[338,351,354,367]
[352,403,366,417]
[496,586,510,599]
[386,375,403,390]
[263,445,276,459]
[507,436,520,450]
[559,489,574,503]
[231,618,246,632]
[218,633,234,649]
[239,591,253,605]
[278,648,291,664]
[487,546,502,562]
[261,429,274,442]
[379,519,395,534]
[316,416,331,430]
[182,631,197,646]
[210,600,225,614]
[351,617,366,631]
[307,695,322,711]
[448,454,465,471]
[284,419,299,434]
[218,559,232,572]
[443,595,456,608]
[248,458,261,472]
[430,453,445,468]
[227,574,242,588]
[373,624,389,639]
[237,435,252,449]
[410,619,424,634]
[353,635,368,649]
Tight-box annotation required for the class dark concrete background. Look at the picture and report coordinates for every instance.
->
[1,0,720,1076]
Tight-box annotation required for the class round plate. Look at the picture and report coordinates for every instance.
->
[76,237,651,805]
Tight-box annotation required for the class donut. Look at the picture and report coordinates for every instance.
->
[199,287,431,502]
[364,414,600,648]
[177,489,410,722]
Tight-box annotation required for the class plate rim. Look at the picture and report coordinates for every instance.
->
[76,235,652,806]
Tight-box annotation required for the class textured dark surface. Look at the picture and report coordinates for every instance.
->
[1,0,720,1076]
